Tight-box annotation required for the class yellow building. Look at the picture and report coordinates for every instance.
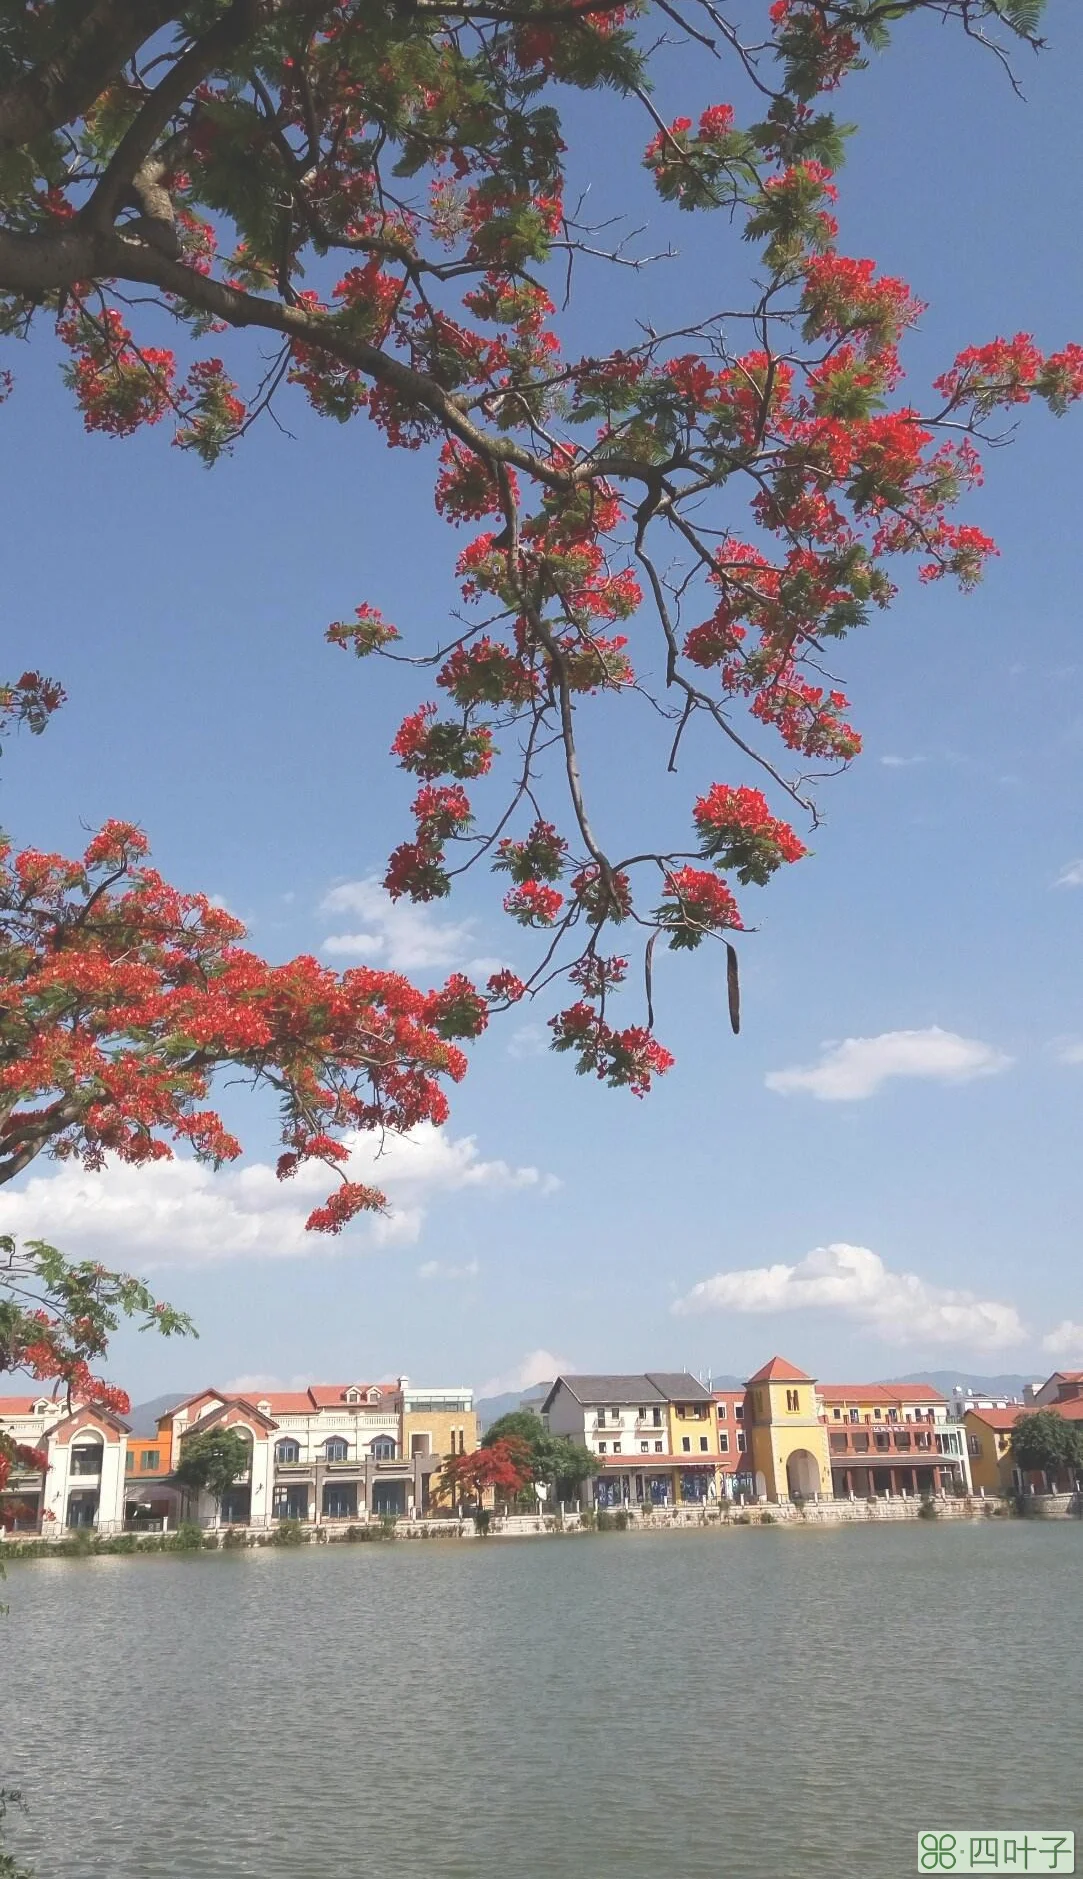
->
[665,1391,719,1474]
[744,1356,832,1502]
[963,1406,1021,1495]
[400,1383,479,1509]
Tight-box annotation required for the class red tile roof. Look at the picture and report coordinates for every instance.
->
[307,1384,399,1409]
[967,1400,1083,1430]
[253,1392,316,1414]
[746,1356,812,1384]
[0,1395,64,1415]
[818,1382,945,1406]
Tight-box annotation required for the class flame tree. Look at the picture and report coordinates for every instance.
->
[0,0,1079,1103]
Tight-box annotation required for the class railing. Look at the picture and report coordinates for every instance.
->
[828,1431,938,1457]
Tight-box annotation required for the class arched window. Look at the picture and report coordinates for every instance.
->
[275,1439,300,1464]
[324,1438,348,1463]
[370,1436,395,1461]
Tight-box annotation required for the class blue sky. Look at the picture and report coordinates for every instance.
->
[1,5,1081,1404]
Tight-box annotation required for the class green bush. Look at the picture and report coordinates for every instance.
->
[222,1526,249,1548]
[612,1509,629,1531]
[474,1509,491,1536]
[595,1508,613,1532]
[918,1497,939,1520]
[171,1521,204,1551]
[270,1518,306,1546]
[760,1511,776,1525]
[733,1511,752,1525]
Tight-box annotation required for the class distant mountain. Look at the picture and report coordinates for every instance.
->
[476,1393,517,1430]
[889,1371,1041,1398]
[127,1392,192,1436]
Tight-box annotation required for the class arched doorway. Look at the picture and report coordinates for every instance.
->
[786,1449,821,1500]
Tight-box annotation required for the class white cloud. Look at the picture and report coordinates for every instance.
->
[880,754,928,768]
[1054,860,1083,888]
[672,1241,1028,1353]
[0,1125,556,1270]
[1054,1040,1083,1066]
[507,1022,548,1060]
[1041,1320,1083,1362]
[477,1349,572,1401]
[418,1257,480,1281]
[320,877,483,973]
[765,1026,1011,1101]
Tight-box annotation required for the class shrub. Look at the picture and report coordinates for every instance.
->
[221,1526,249,1549]
[918,1497,939,1520]
[760,1511,776,1525]
[474,1509,491,1536]
[171,1521,204,1552]
[733,1511,752,1525]
[202,1532,220,1550]
[612,1509,629,1531]
[271,1518,306,1546]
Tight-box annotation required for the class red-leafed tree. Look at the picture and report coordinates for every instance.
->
[0,0,1078,1095]
[0,818,488,1232]
[439,1437,534,1513]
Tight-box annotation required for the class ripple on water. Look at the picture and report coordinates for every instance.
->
[1,1522,1080,1879]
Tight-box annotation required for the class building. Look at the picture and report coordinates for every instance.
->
[0,1393,133,1533]
[1028,1371,1083,1407]
[711,1388,750,1495]
[2,1375,477,1535]
[744,1357,833,1502]
[816,1380,971,1498]
[541,1373,723,1507]
[965,1387,1083,1496]
[161,1377,478,1526]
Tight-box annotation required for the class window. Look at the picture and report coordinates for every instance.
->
[717,1403,727,1420]
[654,1441,663,1453]
[597,1410,606,1427]
[652,1408,662,1427]
[370,1436,395,1461]
[719,1433,729,1453]
[699,1436,709,1452]
[275,1439,300,1464]
[324,1438,348,1463]
[786,1389,801,1412]
[734,1403,743,1421]
[70,1442,103,1477]
[139,1450,160,1473]
[849,1408,859,1423]
[612,1442,622,1455]
[598,1441,607,1454]
[345,1388,361,1404]
[833,1408,842,1420]
[874,1408,882,1420]
[736,1432,746,1453]
[125,1452,135,1473]
[640,1441,649,1453]
[681,1436,691,1453]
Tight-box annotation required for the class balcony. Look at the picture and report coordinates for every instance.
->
[828,1430,938,1459]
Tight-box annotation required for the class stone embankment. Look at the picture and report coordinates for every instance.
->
[4,1492,1080,1558]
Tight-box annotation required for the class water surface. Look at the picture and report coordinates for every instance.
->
[2,1521,1080,1878]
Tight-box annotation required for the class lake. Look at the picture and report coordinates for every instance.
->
[1,1521,1080,1878]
